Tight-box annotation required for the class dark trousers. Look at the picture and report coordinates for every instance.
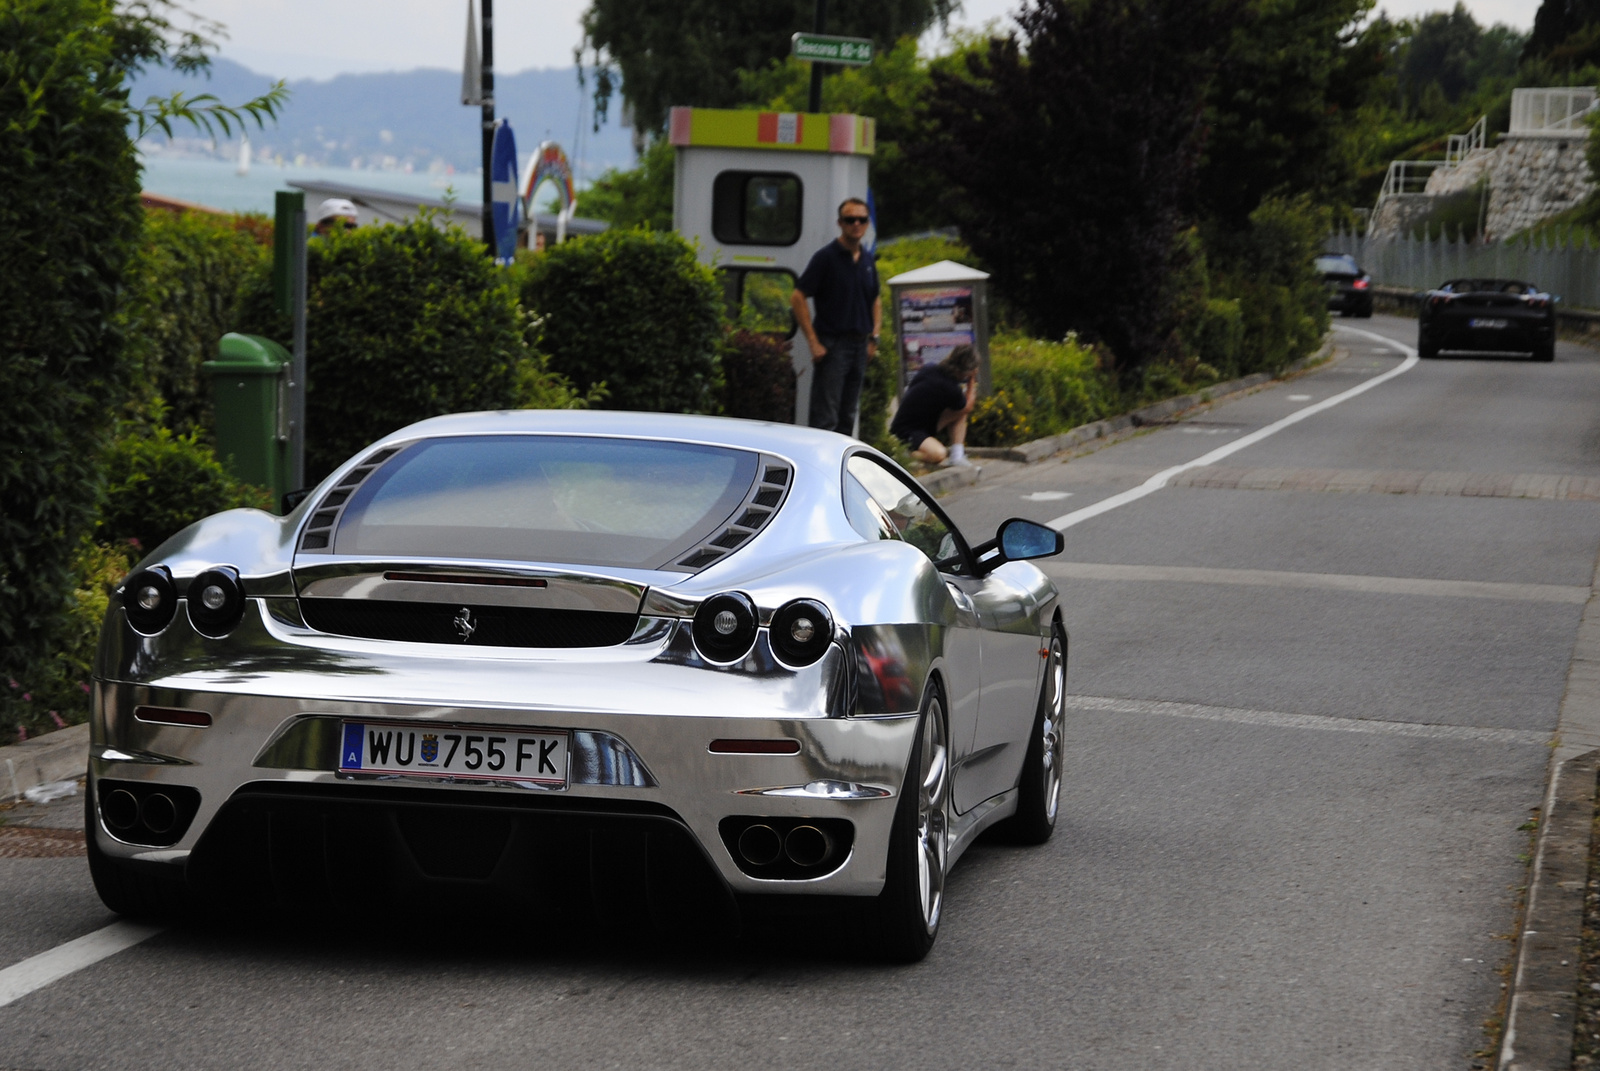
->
[808,334,869,436]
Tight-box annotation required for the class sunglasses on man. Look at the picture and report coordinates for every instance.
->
[839,215,870,225]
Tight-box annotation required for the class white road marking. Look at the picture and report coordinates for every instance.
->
[1288,394,1312,401]
[1047,326,1418,530]
[1040,561,1590,604]
[0,920,163,1009]
[1021,491,1073,501]
[1069,695,1550,746]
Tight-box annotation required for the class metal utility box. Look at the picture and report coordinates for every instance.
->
[203,333,292,503]
[670,106,875,425]
[886,260,992,399]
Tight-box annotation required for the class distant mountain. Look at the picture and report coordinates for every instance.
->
[130,58,637,183]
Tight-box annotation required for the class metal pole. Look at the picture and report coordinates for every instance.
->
[807,0,827,114]
[289,207,308,490]
[480,0,495,253]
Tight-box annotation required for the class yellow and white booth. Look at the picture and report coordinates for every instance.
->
[669,106,875,425]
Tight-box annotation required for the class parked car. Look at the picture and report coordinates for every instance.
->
[87,411,1069,961]
[1417,278,1557,362]
[1317,253,1373,318]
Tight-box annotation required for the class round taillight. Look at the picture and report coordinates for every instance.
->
[769,598,834,668]
[123,566,177,635]
[186,566,246,638]
[692,592,758,665]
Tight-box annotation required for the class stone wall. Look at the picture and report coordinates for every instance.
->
[1486,135,1593,238]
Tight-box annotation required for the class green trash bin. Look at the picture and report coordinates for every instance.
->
[203,333,292,504]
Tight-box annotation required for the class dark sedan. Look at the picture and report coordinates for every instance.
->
[1417,278,1557,362]
[1317,254,1373,318]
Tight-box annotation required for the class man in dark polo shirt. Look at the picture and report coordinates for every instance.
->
[790,197,882,435]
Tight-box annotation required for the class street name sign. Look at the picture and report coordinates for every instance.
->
[791,33,874,66]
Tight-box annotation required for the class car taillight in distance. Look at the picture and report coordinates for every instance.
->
[1353,278,1369,290]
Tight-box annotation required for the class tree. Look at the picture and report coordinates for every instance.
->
[914,0,1242,379]
[577,136,675,231]
[576,0,956,138]
[0,0,280,739]
[1526,0,1600,67]
[739,35,986,237]
[1195,0,1379,228]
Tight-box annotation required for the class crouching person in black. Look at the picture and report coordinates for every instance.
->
[890,344,978,467]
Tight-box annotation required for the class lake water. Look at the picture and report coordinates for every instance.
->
[138,154,477,215]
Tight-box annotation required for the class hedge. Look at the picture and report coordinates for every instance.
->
[520,228,724,415]
[0,0,145,739]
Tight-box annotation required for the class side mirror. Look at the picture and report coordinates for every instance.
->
[970,517,1065,574]
[999,518,1064,561]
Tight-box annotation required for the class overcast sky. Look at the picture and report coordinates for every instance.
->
[185,0,1538,82]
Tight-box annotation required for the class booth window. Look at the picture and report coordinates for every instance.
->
[721,268,798,337]
[713,172,802,246]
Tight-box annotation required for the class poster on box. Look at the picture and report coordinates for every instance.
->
[898,286,975,379]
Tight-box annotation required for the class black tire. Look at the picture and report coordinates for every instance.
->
[1534,343,1555,363]
[999,626,1066,846]
[873,683,950,963]
[85,780,192,920]
[1357,303,1373,319]
[1418,338,1439,359]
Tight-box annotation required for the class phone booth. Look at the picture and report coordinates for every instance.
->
[669,106,875,425]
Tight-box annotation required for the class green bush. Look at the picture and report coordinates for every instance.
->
[1192,297,1244,373]
[967,332,1118,447]
[6,540,137,740]
[0,0,146,740]
[722,330,795,422]
[1206,196,1330,375]
[237,218,542,482]
[121,207,269,434]
[98,425,274,553]
[520,228,724,414]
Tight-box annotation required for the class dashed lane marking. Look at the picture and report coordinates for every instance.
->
[1047,325,1418,530]
[1069,695,1551,746]
[1040,561,1589,604]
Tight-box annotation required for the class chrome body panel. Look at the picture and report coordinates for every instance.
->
[92,410,1066,904]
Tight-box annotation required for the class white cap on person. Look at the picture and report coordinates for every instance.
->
[316,197,359,224]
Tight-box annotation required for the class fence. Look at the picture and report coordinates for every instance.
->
[1510,87,1597,136]
[1327,228,1600,309]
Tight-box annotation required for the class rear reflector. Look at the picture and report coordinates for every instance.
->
[133,705,213,727]
[709,739,800,755]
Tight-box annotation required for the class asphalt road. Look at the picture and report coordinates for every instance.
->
[3,313,1598,1070]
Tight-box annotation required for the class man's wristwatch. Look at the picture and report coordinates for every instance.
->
[869,334,880,344]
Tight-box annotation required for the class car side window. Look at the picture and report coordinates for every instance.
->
[845,455,964,569]
[844,473,899,542]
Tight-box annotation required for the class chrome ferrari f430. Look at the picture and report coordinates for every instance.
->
[90,411,1067,961]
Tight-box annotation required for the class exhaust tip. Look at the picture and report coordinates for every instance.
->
[102,789,139,832]
[139,793,178,835]
[784,825,833,868]
[736,824,782,867]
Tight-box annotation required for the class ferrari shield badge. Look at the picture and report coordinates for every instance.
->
[453,607,476,642]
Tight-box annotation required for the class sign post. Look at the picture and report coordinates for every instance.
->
[272,190,308,492]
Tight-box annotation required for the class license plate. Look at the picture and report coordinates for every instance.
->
[1469,318,1508,329]
[339,722,568,787]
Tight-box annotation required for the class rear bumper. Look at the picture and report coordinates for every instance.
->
[1421,315,1554,352]
[89,680,918,898]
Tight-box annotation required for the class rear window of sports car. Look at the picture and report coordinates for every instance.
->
[331,435,759,568]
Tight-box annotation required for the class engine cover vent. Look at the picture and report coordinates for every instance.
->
[298,444,409,554]
[672,454,793,572]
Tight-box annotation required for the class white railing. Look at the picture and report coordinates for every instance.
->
[1509,87,1598,136]
[1374,115,1487,219]
[1446,115,1486,166]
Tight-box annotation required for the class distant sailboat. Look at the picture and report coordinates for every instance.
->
[237,136,251,177]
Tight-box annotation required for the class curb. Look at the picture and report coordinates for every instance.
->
[1499,546,1600,1070]
[0,723,89,803]
[918,337,1336,495]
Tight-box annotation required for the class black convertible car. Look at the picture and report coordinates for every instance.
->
[1417,278,1557,362]
[1317,254,1373,318]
